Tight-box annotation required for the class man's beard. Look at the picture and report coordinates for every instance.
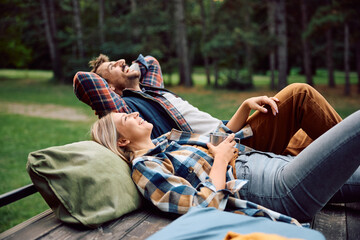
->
[125,75,140,89]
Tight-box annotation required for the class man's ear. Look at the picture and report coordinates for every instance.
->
[117,138,130,147]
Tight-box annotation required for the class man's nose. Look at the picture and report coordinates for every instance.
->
[116,59,125,66]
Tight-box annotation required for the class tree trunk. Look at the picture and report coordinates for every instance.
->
[198,0,211,86]
[344,23,350,96]
[356,39,360,94]
[267,0,276,90]
[244,4,253,85]
[300,0,313,86]
[326,28,335,88]
[214,59,219,88]
[72,0,84,60]
[99,0,105,46]
[40,0,63,82]
[276,0,288,90]
[174,0,192,87]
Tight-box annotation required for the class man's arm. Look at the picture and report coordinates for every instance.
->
[73,71,132,118]
[134,54,164,88]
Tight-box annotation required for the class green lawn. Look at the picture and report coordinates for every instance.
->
[0,68,359,232]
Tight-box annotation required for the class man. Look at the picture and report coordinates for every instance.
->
[74,54,342,155]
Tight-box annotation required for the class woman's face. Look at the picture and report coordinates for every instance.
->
[112,112,153,142]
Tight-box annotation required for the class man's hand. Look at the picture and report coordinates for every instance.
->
[244,96,279,116]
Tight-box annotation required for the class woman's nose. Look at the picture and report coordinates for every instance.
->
[129,112,139,118]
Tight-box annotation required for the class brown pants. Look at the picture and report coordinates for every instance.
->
[241,83,342,156]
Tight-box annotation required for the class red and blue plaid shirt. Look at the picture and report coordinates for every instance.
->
[73,54,192,132]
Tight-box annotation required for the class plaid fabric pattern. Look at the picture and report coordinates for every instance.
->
[132,127,301,226]
[73,55,192,131]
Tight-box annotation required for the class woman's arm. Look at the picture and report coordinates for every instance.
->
[207,134,237,190]
[226,96,279,132]
[132,154,238,214]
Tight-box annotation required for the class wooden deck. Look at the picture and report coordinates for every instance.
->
[311,202,360,240]
[1,202,359,239]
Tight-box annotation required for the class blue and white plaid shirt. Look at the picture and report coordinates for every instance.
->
[132,125,301,226]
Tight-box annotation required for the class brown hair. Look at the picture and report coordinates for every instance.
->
[89,54,110,76]
[91,112,133,164]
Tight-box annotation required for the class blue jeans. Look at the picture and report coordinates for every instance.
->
[235,110,360,222]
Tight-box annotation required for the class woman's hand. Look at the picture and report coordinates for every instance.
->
[226,96,280,133]
[207,134,238,190]
[207,134,237,165]
[244,96,279,116]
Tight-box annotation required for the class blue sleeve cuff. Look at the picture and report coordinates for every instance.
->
[134,54,149,70]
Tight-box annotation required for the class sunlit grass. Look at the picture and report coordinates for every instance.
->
[0,69,53,82]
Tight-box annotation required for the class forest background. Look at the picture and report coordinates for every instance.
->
[1,0,360,233]
[1,0,360,93]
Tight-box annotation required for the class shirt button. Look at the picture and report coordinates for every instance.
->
[188,167,194,173]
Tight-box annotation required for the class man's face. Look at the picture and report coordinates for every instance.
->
[97,59,140,94]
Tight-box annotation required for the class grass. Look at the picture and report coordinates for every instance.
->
[0,114,92,231]
[0,68,359,233]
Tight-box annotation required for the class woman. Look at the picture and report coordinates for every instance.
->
[91,110,360,224]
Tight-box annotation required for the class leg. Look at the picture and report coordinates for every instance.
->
[242,83,342,155]
[282,129,313,156]
[237,110,360,222]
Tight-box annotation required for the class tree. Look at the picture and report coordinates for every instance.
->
[40,0,63,82]
[267,0,276,90]
[356,38,360,94]
[326,28,335,88]
[344,23,350,95]
[72,0,84,60]
[99,0,105,46]
[174,0,192,87]
[300,0,313,86]
[198,0,211,86]
[276,0,288,90]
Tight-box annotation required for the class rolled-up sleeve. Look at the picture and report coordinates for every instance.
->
[135,54,164,88]
[73,71,131,117]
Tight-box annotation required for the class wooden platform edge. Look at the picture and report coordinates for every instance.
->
[0,209,55,239]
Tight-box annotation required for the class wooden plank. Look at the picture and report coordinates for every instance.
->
[312,203,347,240]
[123,211,175,239]
[346,202,360,240]
[0,209,62,240]
[0,205,176,240]
[38,209,153,240]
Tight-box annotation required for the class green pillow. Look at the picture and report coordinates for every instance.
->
[26,141,142,228]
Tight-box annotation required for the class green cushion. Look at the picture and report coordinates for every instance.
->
[26,141,142,228]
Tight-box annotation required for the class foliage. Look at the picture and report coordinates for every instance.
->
[0,0,360,88]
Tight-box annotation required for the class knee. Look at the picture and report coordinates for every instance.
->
[286,83,317,96]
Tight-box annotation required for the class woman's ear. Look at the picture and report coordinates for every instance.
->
[117,138,130,147]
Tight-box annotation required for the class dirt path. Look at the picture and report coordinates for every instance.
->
[1,101,92,122]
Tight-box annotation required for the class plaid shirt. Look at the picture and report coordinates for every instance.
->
[73,54,192,132]
[132,125,301,226]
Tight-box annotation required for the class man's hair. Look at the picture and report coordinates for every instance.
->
[89,54,110,75]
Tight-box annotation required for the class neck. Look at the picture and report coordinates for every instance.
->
[130,138,156,152]
[125,78,141,91]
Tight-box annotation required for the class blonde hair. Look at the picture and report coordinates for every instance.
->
[91,112,132,164]
[89,54,109,76]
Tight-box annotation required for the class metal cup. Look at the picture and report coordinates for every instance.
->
[209,132,240,146]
